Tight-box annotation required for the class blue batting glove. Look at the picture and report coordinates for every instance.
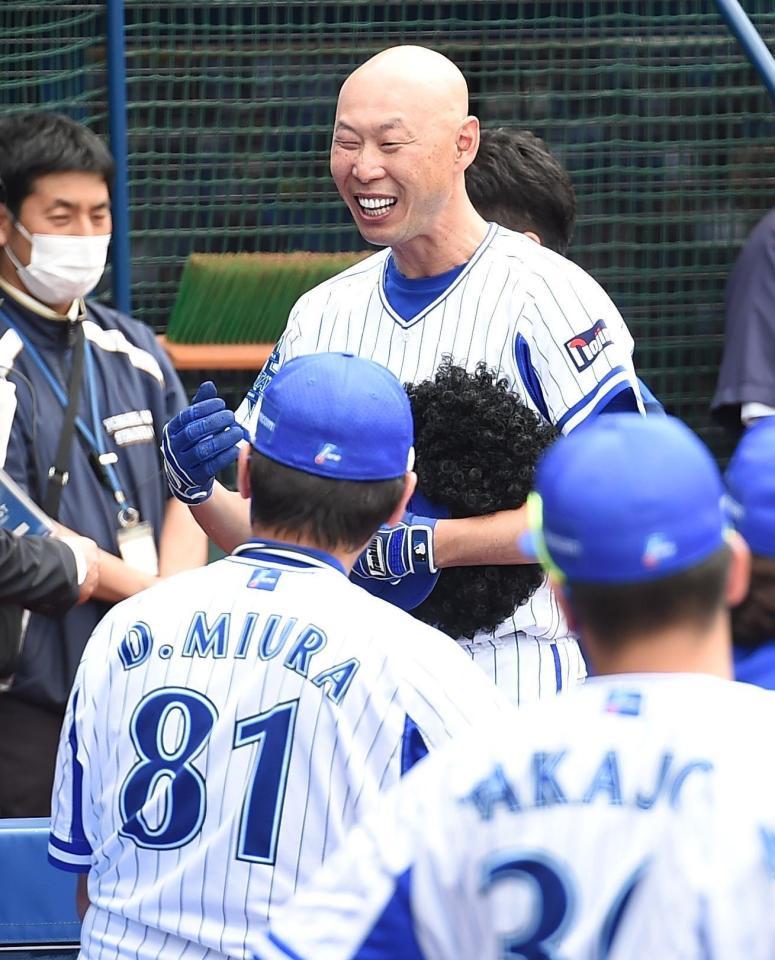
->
[161,381,243,505]
[352,513,438,581]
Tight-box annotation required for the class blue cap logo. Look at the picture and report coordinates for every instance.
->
[314,442,343,466]
[642,533,678,569]
[252,353,413,482]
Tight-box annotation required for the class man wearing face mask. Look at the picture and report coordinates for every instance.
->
[0,114,207,817]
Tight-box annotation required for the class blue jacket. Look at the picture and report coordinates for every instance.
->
[0,288,187,711]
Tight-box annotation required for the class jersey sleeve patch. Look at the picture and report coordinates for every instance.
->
[564,319,613,372]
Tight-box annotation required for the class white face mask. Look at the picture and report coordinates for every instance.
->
[4,221,111,306]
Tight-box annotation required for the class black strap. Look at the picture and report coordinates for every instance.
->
[43,323,85,520]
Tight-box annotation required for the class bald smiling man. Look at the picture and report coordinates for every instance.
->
[161,46,645,704]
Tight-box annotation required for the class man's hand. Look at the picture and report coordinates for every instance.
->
[352,513,438,581]
[161,381,243,505]
[59,535,100,605]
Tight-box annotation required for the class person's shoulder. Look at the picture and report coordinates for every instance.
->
[83,300,170,385]
[488,224,604,290]
[98,563,224,634]
[292,249,389,313]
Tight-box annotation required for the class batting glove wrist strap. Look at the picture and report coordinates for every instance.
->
[161,381,243,506]
[353,513,438,581]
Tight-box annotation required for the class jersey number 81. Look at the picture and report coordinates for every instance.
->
[118,688,297,864]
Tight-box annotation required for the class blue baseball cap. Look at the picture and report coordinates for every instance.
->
[521,414,728,583]
[725,418,775,557]
[252,352,414,481]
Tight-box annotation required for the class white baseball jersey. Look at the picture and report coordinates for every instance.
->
[48,540,512,960]
[254,674,775,960]
[609,753,775,960]
[236,225,641,702]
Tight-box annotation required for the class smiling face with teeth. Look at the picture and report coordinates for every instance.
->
[330,46,485,277]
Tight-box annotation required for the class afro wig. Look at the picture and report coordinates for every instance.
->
[406,359,556,639]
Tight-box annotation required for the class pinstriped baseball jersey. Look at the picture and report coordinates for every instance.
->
[235,225,641,701]
[609,759,775,960]
[48,540,511,960]
[254,675,775,960]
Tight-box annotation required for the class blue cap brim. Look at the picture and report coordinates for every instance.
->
[519,530,540,561]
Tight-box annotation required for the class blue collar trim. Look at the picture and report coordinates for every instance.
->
[377,221,498,329]
[231,537,347,576]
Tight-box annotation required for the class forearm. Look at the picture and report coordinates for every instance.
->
[433,505,532,567]
[190,481,251,554]
[158,498,208,577]
[0,534,78,612]
[92,549,158,603]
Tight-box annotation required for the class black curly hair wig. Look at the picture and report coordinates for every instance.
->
[406,359,556,639]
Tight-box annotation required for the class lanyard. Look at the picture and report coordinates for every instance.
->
[0,306,139,526]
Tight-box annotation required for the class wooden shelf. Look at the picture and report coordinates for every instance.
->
[156,336,273,371]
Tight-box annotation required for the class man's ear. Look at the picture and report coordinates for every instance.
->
[236,443,252,501]
[385,471,417,526]
[725,530,751,607]
[455,115,480,171]
[0,203,12,247]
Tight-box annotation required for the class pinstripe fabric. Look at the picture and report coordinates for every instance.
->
[49,544,511,960]
[236,227,640,705]
[258,676,775,960]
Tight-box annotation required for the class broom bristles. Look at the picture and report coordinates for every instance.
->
[167,252,369,345]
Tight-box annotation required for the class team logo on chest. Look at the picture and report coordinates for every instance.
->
[564,319,612,372]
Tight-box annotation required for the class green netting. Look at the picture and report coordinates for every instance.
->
[2,2,775,456]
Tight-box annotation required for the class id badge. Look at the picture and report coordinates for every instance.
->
[117,520,159,576]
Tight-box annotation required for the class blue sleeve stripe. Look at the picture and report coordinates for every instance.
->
[551,643,563,694]
[353,868,427,960]
[556,365,630,432]
[400,714,430,775]
[49,832,91,855]
[47,852,90,873]
[514,334,551,422]
[262,931,306,960]
[67,691,90,853]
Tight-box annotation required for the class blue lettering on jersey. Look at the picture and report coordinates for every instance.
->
[669,759,714,807]
[760,826,775,879]
[284,626,327,677]
[533,751,568,807]
[464,751,716,822]
[235,613,259,658]
[119,622,153,670]
[258,614,297,660]
[311,657,360,704]
[635,753,673,810]
[461,763,521,821]
[183,612,230,658]
[160,613,360,702]
[248,568,282,591]
[246,341,283,414]
[583,751,623,806]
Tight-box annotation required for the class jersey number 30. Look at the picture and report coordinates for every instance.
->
[118,688,297,864]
